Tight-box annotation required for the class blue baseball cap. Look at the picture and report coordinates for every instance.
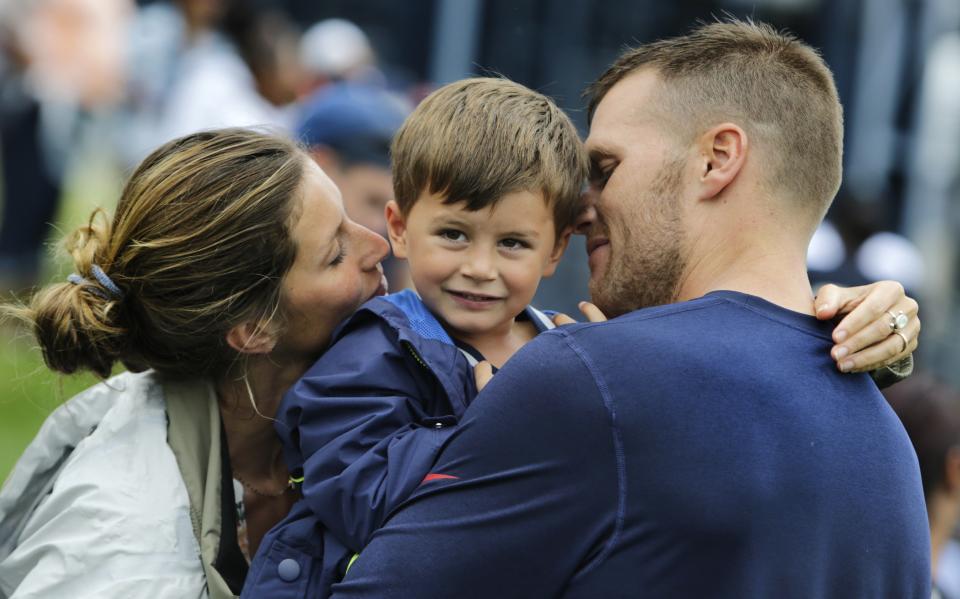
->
[296,82,409,167]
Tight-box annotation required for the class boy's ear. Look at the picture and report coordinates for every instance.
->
[384,200,409,259]
[226,321,277,355]
[542,225,573,277]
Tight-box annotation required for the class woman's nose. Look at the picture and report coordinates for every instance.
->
[357,223,390,270]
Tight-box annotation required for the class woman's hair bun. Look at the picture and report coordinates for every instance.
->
[7,209,125,378]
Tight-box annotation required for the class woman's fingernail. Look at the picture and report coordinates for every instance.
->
[816,304,830,315]
[835,346,849,359]
[835,329,847,342]
[840,360,854,372]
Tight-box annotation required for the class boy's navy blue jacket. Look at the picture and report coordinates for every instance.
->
[241,289,554,598]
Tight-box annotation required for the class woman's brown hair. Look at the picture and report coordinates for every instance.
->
[6,128,307,379]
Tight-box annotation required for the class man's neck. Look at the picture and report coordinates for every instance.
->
[676,222,815,315]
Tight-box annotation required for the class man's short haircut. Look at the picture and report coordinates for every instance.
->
[586,19,843,218]
[391,77,588,235]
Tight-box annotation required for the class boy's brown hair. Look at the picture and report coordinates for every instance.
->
[586,19,843,219]
[391,77,588,236]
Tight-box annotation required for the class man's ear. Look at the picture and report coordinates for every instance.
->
[696,123,748,202]
[542,226,573,277]
[384,200,409,259]
[226,321,277,355]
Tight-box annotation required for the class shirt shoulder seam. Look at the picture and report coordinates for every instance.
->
[554,329,626,580]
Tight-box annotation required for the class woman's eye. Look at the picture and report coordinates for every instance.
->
[438,229,466,242]
[329,246,346,266]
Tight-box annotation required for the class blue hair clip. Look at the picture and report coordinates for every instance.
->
[90,265,123,299]
[67,265,124,301]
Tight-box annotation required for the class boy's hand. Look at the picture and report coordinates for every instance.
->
[551,301,609,326]
[814,281,920,373]
[474,361,494,392]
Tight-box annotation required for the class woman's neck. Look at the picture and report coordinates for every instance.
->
[216,358,308,492]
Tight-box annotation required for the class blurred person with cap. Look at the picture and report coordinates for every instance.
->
[297,81,411,289]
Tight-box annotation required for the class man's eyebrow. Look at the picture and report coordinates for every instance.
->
[587,147,618,180]
[587,146,617,164]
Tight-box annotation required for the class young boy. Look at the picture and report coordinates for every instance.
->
[243,77,588,597]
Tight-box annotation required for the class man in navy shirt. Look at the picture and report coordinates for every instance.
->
[330,19,929,598]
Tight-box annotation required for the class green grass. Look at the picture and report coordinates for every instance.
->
[0,151,121,482]
[0,329,103,481]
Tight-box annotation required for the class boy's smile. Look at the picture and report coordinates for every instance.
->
[386,189,566,346]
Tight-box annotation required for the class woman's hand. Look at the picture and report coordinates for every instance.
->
[814,281,920,373]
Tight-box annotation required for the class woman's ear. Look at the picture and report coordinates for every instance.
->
[696,123,748,202]
[384,200,409,259]
[226,321,277,355]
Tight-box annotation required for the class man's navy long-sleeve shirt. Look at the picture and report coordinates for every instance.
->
[331,291,930,599]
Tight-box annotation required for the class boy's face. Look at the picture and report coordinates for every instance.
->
[386,190,567,340]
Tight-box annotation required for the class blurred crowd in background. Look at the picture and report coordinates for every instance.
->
[1,0,960,592]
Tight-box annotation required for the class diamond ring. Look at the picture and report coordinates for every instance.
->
[888,310,909,332]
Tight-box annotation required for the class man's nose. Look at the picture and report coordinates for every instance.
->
[574,191,598,235]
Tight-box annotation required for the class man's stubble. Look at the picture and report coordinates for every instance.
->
[590,157,688,318]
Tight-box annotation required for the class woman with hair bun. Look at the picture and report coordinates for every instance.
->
[0,128,388,598]
[0,126,919,599]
